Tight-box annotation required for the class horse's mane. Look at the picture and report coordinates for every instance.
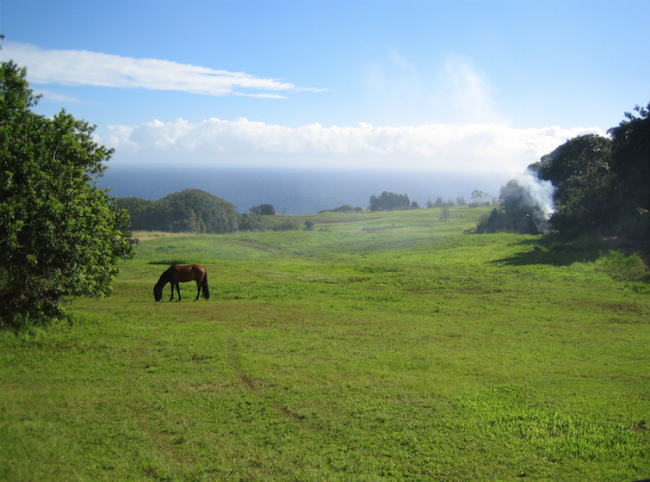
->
[155,265,177,287]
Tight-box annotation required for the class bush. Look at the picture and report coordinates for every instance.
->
[271,219,301,231]
[238,213,270,232]
[319,205,364,213]
[596,251,650,282]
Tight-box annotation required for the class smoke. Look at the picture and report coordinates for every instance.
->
[513,169,555,234]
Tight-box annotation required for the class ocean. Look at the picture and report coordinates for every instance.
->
[96,167,508,215]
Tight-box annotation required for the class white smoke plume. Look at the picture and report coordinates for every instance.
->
[513,169,555,234]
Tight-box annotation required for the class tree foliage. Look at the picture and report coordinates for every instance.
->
[238,213,270,232]
[115,189,239,233]
[369,191,412,211]
[530,134,615,234]
[250,204,276,216]
[475,179,547,234]
[470,190,494,207]
[318,204,364,213]
[0,61,132,326]
[439,205,450,224]
[608,103,650,237]
[482,102,650,254]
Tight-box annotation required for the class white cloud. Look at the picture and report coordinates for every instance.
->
[98,118,606,175]
[2,41,300,97]
[32,88,86,104]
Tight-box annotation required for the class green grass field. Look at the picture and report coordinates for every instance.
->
[1,206,649,481]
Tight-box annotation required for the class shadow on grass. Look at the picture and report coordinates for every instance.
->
[491,236,608,267]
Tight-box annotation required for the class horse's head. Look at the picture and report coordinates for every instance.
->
[153,284,163,302]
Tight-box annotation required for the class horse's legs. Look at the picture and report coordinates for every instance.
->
[170,283,181,301]
[195,280,201,301]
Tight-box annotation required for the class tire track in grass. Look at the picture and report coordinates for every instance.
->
[227,341,259,393]
[123,330,194,475]
[226,337,313,430]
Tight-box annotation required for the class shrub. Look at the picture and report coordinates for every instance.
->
[238,213,270,232]
[596,251,649,282]
[271,219,301,231]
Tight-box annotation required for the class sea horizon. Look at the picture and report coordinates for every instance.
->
[97,167,508,215]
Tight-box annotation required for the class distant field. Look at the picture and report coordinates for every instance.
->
[1,206,649,481]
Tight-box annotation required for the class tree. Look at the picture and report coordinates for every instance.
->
[530,134,615,234]
[470,189,492,206]
[369,191,411,211]
[114,189,239,233]
[160,189,238,233]
[474,178,548,234]
[113,196,156,230]
[250,204,276,215]
[439,205,450,223]
[608,102,650,237]
[0,61,132,326]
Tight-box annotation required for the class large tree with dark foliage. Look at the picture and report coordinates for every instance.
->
[608,103,650,237]
[530,134,615,235]
[526,103,650,248]
[0,61,132,326]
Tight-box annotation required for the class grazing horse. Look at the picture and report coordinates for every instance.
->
[154,264,210,302]
[127,238,140,247]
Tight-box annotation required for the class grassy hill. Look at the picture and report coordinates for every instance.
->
[1,206,649,481]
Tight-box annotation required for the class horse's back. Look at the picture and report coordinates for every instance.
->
[169,264,206,282]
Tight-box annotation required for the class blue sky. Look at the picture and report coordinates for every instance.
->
[1,0,649,176]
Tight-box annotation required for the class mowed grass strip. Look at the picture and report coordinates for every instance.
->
[1,207,649,481]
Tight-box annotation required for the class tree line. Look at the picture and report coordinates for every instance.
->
[368,192,468,211]
[118,190,475,231]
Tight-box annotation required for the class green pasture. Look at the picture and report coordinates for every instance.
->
[1,206,649,481]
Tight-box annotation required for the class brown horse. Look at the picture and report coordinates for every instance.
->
[154,264,210,302]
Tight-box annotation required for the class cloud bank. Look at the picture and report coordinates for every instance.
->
[1,42,605,176]
[100,118,605,175]
[2,42,297,97]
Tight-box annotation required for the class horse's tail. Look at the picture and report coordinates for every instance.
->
[202,271,210,300]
